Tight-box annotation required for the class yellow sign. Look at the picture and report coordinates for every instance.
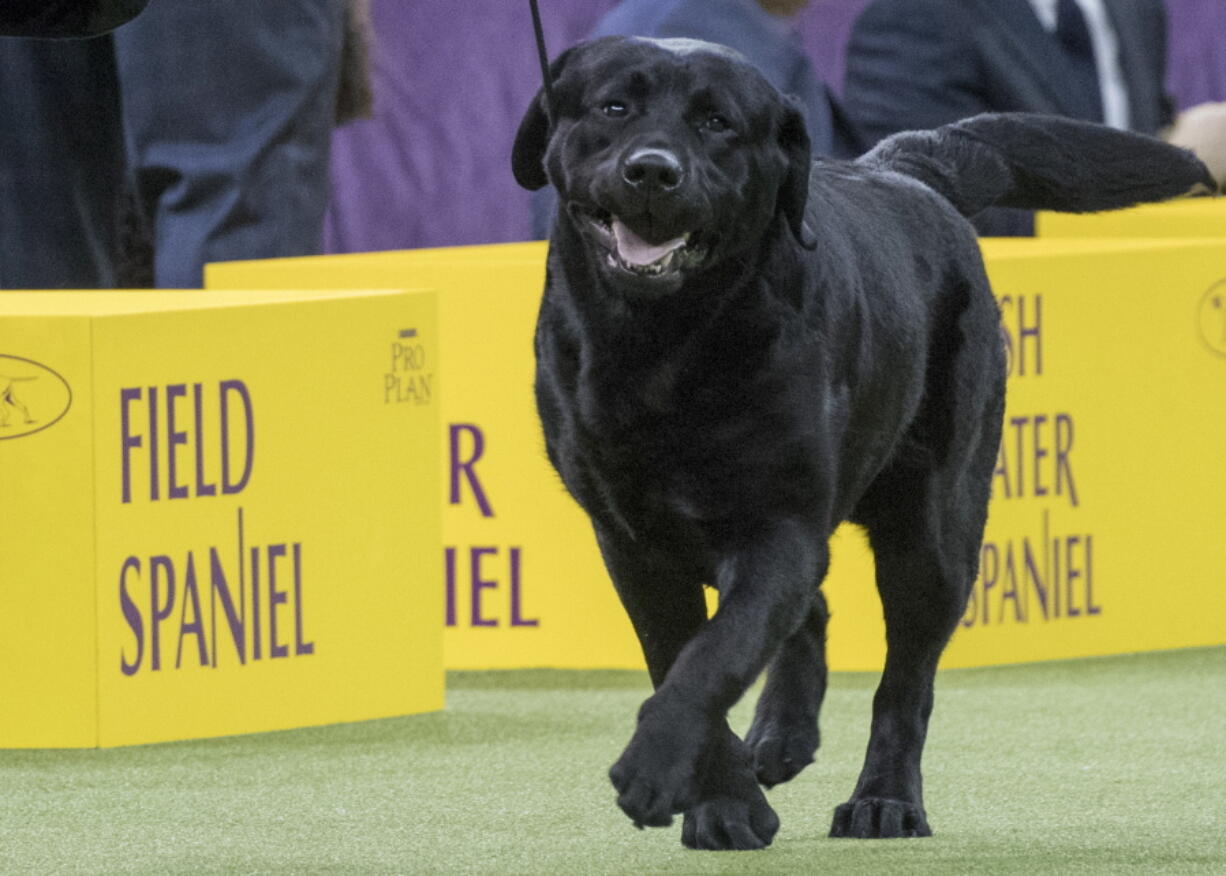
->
[0,288,442,747]
[1037,197,1226,237]
[210,250,641,670]
[208,238,1226,671]
[948,238,1226,664]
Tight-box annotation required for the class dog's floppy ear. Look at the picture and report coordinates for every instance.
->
[776,101,813,245]
[512,47,576,191]
[512,90,552,191]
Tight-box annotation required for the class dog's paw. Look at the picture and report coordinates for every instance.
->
[744,718,818,788]
[608,707,706,829]
[681,785,780,851]
[829,797,931,839]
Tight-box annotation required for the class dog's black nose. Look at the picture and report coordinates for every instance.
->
[621,149,684,191]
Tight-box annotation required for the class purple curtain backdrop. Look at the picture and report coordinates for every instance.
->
[1166,0,1226,112]
[324,0,1226,255]
[322,1,616,253]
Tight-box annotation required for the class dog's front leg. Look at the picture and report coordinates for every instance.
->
[680,720,780,850]
[605,520,826,840]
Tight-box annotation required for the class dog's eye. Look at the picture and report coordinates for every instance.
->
[702,114,731,133]
[601,101,628,118]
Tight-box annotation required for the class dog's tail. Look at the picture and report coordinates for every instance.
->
[860,112,1216,218]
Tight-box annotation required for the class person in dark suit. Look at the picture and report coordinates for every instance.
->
[843,0,1178,234]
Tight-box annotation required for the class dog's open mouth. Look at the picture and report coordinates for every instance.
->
[577,207,707,280]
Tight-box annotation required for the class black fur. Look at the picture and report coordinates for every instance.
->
[863,112,1214,217]
[512,36,1212,851]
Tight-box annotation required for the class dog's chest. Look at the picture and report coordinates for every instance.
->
[566,357,817,538]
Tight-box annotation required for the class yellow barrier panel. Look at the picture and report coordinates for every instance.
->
[208,237,1226,670]
[1037,197,1226,237]
[940,238,1226,665]
[210,249,644,670]
[0,288,442,747]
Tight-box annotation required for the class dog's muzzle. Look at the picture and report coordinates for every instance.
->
[572,206,708,283]
[572,147,711,285]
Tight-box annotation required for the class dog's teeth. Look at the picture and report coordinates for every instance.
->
[607,241,693,278]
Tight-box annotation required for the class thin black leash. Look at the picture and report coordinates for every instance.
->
[528,0,556,128]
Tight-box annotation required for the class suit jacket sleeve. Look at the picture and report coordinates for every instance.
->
[843,0,991,146]
[1121,0,1176,132]
[0,0,146,37]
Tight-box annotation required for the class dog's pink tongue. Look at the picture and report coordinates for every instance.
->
[612,219,686,266]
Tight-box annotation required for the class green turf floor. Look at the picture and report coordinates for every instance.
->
[1,647,1223,875]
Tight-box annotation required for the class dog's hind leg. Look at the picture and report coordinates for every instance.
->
[828,519,968,839]
[745,591,828,787]
[832,377,1002,839]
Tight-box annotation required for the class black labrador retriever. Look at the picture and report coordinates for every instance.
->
[512,36,1212,850]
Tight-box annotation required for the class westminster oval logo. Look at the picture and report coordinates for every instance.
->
[1201,280,1226,359]
[0,355,73,440]
[1196,279,1226,357]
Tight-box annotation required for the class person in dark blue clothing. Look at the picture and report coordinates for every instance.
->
[0,0,348,289]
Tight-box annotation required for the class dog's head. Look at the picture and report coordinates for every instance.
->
[513,36,811,294]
